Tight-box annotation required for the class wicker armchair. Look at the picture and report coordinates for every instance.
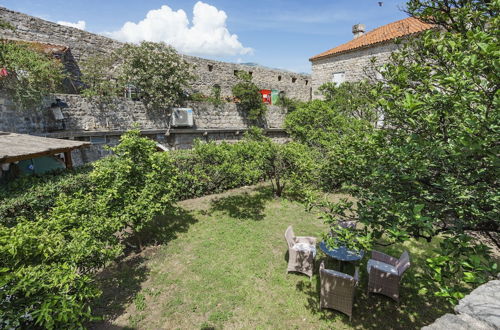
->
[284,226,317,278]
[367,250,410,302]
[319,261,359,320]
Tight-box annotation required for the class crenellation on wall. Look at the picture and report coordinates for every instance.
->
[186,56,311,101]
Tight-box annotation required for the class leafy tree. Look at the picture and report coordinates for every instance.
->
[0,41,65,109]
[314,0,499,303]
[232,71,266,120]
[79,51,121,104]
[118,42,194,109]
[285,100,377,189]
[80,41,194,109]
[318,81,380,123]
[243,127,321,198]
[90,129,179,247]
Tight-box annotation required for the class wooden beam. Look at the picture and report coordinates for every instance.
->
[0,146,82,164]
[64,151,73,170]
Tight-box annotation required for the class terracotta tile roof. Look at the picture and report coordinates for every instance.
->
[310,17,434,61]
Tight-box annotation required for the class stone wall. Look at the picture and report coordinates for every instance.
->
[0,93,290,165]
[310,42,399,98]
[0,94,287,134]
[186,56,311,101]
[422,280,500,330]
[0,6,311,101]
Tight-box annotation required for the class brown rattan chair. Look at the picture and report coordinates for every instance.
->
[319,260,359,321]
[367,250,410,302]
[284,226,317,278]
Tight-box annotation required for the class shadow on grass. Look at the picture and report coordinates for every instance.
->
[88,206,198,329]
[295,256,452,329]
[208,186,274,221]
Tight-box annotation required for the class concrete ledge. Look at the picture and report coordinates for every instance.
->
[422,280,500,330]
[35,128,287,139]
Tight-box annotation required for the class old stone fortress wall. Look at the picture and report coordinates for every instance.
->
[0,7,312,164]
[0,7,311,100]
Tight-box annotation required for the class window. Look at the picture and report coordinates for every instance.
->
[305,80,309,85]
[90,136,106,144]
[208,64,213,72]
[292,77,297,83]
[332,72,345,86]
[278,75,282,81]
[124,84,140,100]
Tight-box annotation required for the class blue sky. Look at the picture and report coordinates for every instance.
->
[0,0,409,73]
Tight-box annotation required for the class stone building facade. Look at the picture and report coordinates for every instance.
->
[0,6,311,101]
[310,17,433,98]
[310,42,397,97]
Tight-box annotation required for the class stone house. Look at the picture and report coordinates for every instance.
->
[309,17,433,98]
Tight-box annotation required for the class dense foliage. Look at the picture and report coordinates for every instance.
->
[292,0,499,304]
[79,51,121,104]
[0,130,178,328]
[317,81,379,123]
[285,99,377,190]
[231,72,267,120]
[0,166,92,226]
[80,41,194,109]
[119,42,194,109]
[367,0,499,301]
[0,41,65,109]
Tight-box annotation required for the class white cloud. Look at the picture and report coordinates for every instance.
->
[57,20,86,30]
[105,2,252,57]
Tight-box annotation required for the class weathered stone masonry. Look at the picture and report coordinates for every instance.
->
[0,6,311,101]
[311,42,398,98]
[0,94,289,165]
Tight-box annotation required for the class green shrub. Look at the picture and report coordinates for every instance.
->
[0,167,92,226]
[0,130,178,328]
[231,72,266,120]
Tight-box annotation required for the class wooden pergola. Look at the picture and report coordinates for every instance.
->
[0,131,90,169]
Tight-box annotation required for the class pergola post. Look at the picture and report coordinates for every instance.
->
[64,151,73,170]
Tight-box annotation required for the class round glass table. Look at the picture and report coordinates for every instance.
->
[319,241,364,271]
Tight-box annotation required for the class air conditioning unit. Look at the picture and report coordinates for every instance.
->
[171,108,194,127]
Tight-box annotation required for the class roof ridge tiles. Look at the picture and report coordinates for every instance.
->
[310,17,434,61]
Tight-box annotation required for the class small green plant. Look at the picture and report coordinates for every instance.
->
[0,19,15,31]
[134,293,146,311]
[231,71,266,121]
[208,84,223,106]
[274,95,302,112]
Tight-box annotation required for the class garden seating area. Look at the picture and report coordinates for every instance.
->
[285,225,411,318]
[89,185,453,329]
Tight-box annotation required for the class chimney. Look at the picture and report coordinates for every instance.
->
[352,24,365,39]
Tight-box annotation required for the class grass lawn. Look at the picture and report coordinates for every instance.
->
[90,184,452,329]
